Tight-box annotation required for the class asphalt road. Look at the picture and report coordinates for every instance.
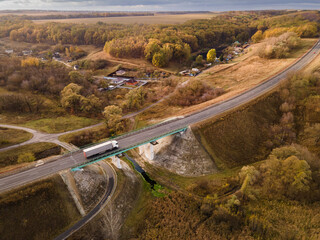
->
[54,161,116,240]
[0,40,319,193]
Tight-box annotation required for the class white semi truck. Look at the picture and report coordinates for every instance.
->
[83,140,119,158]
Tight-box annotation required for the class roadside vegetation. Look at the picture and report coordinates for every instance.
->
[0,175,81,239]
[123,64,320,238]
[0,127,32,148]
[0,142,61,167]
[23,116,99,134]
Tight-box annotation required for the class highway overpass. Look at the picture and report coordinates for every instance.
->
[0,39,319,193]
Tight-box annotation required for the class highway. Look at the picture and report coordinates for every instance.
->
[0,39,319,193]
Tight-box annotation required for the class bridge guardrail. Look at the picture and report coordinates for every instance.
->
[71,126,188,170]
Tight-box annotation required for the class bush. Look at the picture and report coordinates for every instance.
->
[257,32,301,59]
[17,152,36,163]
[168,80,224,106]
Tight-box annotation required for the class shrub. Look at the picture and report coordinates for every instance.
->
[17,152,36,163]
[168,80,224,106]
[257,32,301,59]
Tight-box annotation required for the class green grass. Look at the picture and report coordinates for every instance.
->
[0,142,60,168]
[23,116,100,133]
[0,127,33,149]
[0,175,81,240]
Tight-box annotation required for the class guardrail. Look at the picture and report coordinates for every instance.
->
[71,126,187,170]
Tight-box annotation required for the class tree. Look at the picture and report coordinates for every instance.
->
[261,146,312,198]
[80,94,102,115]
[144,39,161,61]
[207,49,216,63]
[195,55,204,66]
[251,30,263,43]
[152,51,168,68]
[103,105,122,131]
[21,57,40,67]
[18,152,35,163]
[123,88,147,110]
[60,83,84,114]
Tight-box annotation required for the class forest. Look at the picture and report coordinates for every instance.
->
[1,10,319,67]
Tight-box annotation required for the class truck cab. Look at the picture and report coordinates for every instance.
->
[112,140,119,149]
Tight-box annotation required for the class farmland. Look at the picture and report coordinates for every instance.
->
[33,13,218,25]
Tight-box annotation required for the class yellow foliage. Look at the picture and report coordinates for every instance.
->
[21,57,40,67]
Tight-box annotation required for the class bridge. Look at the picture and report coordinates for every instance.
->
[0,39,319,193]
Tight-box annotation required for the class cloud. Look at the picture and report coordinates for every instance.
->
[0,0,320,11]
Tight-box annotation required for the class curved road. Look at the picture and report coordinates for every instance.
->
[0,39,319,193]
[54,161,117,240]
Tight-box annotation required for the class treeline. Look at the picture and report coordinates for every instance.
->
[19,12,154,20]
[2,12,277,53]
[251,10,320,41]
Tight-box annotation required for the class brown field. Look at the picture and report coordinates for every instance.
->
[0,10,93,16]
[33,13,218,25]
[0,175,81,240]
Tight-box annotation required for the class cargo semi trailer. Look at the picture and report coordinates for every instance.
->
[83,140,119,158]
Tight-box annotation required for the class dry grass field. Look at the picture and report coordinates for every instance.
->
[33,13,218,25]
[136,38,317,122]
[0,175,81,240]
[0,10,95,16]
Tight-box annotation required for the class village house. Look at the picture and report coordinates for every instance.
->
[22,50,32,56]
[5,49,13,54]
[126,79,138,86]
[111,78,126,85]
[115,69,126,76]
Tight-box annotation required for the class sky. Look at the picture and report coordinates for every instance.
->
[0,0,320,11]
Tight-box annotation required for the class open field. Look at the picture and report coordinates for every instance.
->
[33,13,218,25]
[0,10,91,16]
[0,127,32,149]
[0,175,81,240]
[23,116,100,134]
[0,142,61,168]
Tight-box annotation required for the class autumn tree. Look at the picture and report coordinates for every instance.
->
[207,49,216,63]
[152,51,168,68]
[60,83,84,114]
[103,105,123,132]
[123,88,147,110]
[261,146,312,198]
[194,55,204,67]
[80,94,103,115]
[144,39,161,61]
[251,30,263,43]
[21,57,40,67]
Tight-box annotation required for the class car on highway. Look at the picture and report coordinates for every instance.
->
[35,160,44,167]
